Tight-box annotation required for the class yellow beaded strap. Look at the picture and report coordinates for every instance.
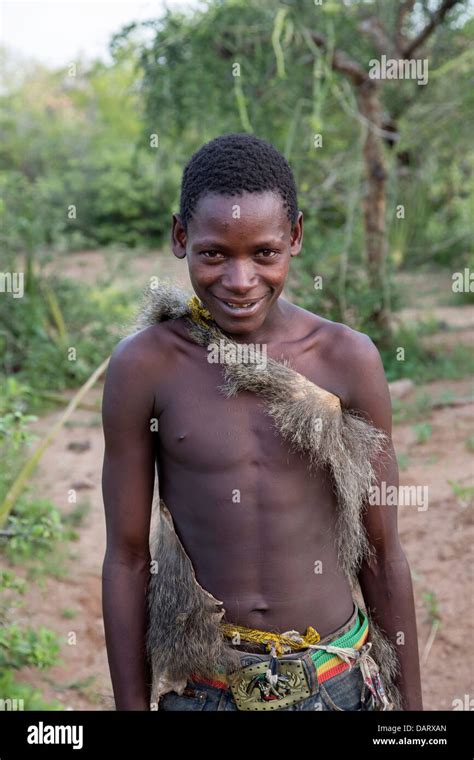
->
[187,295,213,327]
[220,623,321,656]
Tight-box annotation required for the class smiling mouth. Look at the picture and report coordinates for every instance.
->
[214,295,267,315]
[223,300,258,308]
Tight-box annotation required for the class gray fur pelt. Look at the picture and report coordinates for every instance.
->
[133,281,403,710]
[146,498,242,703]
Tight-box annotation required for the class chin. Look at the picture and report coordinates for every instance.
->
[216,315,266,337]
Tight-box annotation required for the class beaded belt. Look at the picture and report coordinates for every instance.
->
[190,607,391,710]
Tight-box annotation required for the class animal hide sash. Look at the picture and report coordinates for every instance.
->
[132,282,403,710]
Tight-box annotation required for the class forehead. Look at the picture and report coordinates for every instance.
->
[188,191,289,239]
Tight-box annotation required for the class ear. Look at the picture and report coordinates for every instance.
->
[171,213,187,259]
[290,211,303,258]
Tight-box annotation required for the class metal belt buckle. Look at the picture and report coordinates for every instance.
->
[228,658,312,711]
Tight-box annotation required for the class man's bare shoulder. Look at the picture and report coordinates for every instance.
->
[321,319,378,364]
[110,318,187,365]
[291,303,386,409]
[103,319,192,421]
[292,302,379,360]
[104,318,191,402]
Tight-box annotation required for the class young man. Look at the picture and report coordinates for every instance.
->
[101,133,423,711]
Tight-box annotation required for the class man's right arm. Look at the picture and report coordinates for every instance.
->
[101,334,156,710]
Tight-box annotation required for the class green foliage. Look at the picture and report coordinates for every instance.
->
[0,384,37,504]
[61,501,90,529]
[449,253,474,304]
[0,410,37,454]
[0,671,63,710]
[0,569,26,595]
[60,608,77,619]
[379,326,474,383]
[465,435,474,453]
[290,238,402,340]
[3,499,65,564]
[397,452,410,471]
[392,390,432,425]
[412,423,433,444]
[0,571,63,710]
[0,273,136,395]
[0,49,163,252]
[448,480,474,507]
[0,623,60,670]
[422,591,442,626]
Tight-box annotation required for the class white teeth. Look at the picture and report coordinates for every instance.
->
[225,301,254,308]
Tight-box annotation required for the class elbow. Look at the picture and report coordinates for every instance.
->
[360,539,409,577]
[369,529,407,561]
[103,546,151,575]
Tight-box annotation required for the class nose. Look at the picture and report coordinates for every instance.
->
[222,259,258,292]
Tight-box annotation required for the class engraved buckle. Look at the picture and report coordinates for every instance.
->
[229,659,312,711]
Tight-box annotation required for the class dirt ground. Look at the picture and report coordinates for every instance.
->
[7,251,474,710]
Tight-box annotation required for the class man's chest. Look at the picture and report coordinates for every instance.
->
[156,381,292,471]
[152,336,347,473]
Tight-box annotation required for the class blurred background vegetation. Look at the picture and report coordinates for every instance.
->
[0,0,473,708]
[1,0,473,390]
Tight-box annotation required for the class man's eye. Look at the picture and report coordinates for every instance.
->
[256,249,278,258]
[199,249,278,259]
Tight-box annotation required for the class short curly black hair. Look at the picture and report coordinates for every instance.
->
[179,133,299,233]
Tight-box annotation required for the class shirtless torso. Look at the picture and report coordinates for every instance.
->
[142,300,355,637]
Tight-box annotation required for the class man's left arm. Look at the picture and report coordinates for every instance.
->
[343,331,423,712]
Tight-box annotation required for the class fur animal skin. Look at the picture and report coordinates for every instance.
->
[131,282,403,710]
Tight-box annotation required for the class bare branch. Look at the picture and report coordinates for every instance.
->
[396,0,416,51]
[358,18,400,58]
[309,31,368,86]
[402,0,462,57]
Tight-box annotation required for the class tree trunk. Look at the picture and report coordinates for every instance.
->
[356,79,392,340]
